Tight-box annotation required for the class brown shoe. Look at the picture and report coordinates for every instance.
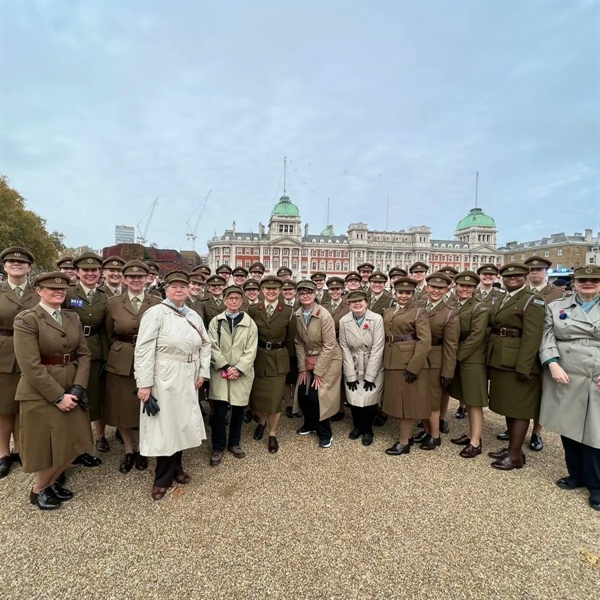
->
[95,437,110,453]
[420,435,441,450]
[174,473,191,485]
[488,447,509,460]
[228,445,246,459]
[268,436,279,454]
[459,443,482,458]
[491,455,524,470]
[151,486,167,501]
[451,434,471,446]
[210,451,224,467]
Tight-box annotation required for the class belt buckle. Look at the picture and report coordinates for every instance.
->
[265,341,272,350]
[498,327,507,337]
[83,325,91,336]
[63,354,71,365]
[188,354,193,363]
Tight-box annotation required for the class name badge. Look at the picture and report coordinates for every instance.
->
[70,299,84,308]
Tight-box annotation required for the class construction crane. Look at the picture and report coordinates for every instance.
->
[186,191,211,250]
[136,197,159,245]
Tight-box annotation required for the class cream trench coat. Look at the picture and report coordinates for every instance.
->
[134,304,211,456]
[338,310,384,407]
[294,305,343,420]
[539,296,600,449]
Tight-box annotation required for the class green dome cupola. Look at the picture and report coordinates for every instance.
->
[456,208,496,230]
[320,225,335,237]
[271,195,300,218]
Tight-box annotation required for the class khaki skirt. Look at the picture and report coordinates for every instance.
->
[382,370,430,420]
[0,371,20,415]
[104,372,140,428]
[20,399,92,472]
[489,369,541,420]
[250,375,286,414]
[450,363,488,407]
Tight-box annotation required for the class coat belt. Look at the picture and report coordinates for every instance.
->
[490,326,522,339]
[40,353,76,365]
[386,334,417,342]
[430,338,444,346]
[82,325,99,337]
[156,350,197,363]
[0,328,14,336]
[258,340,285,350]
[116,334,137,345]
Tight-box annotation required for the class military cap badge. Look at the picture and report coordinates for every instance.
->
[87,258,93,263]
[586,268,593,274]
[465,276,471,281]
[435,277,441,283]
[55,278,61,283]
[133,266,139,272]
[14,252,21,257]
[508,267,514,272]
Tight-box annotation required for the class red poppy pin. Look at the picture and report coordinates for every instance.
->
[258,304,264,311]
[363,323,369,330]
[278,304,283,312]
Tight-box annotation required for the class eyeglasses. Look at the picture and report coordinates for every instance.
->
[298,291,315,296]
[576,278,599,284]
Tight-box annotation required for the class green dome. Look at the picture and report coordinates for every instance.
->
[456,208,496,230]
[271,195,300,218]
[320,225,335,236]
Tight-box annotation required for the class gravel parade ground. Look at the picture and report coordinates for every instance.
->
[1,401,598,600]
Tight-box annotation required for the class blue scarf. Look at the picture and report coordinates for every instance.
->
[302,308,313,326]
[354,314,366,328]
[163,298,191,316]
[226,311,240,319]
[576,294,600,314]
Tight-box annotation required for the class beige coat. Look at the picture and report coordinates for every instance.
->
[208,312,258,406]
[338,310,384,407]
[294,305,343,420]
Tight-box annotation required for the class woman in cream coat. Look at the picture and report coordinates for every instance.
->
[135,271,211,501]
[338,290,384,446]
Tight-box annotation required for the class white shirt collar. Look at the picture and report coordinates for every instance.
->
[128,291,144,303]
[80,282,96,296]
[39,301,60,316]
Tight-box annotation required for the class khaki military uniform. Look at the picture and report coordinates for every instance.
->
[14,306,92,472]
[527,283,564,304]
[474,287,505,306]
[98,284,123,299]
[104,293,161,428]
[202,295,226,324]
[248,301,294,414]
[368,293,393,317]
[449,297,489,407]
[487,288,545,419]
[382,303,431,419]
[315,289,331,305]
[0,282,38,414]
[185,295,206,327]
[64,283,109,421]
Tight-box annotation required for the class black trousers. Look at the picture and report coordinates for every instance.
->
[154,451,183,488]
[212,401,244,451]
[562,436,600,501]
[298,381,332,442]
[349,404,376,435]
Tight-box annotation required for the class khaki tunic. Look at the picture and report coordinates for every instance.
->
[64,283,109,421]
[0,282,38,414]
[248,301,294,413]
[185,295,206,327]
[98,285,123,299]
[487,288,545,419]
[382,303,431,419]
[104,293,161,427]
[527,283,564,304]
[368,293,394,317]
[14,306,92,472]
[475,287,505,306]
[450,297,489,407]
[420,302,460,411]
[202,295,226,324]
[294,306,343,420]
[315,289,331,306]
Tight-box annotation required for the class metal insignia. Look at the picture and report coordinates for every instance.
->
[111,261,118,266]
[87,258,93,263]
[435,278,441,283]
[465,276,471,281]
[508,267,514,272]
[532,260,538,265]
[55,278,61,283]
[133,266,139,272]
[586,268,593,274]
[14,252,21,257]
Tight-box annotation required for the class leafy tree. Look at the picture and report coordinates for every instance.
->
[0,175,59,272]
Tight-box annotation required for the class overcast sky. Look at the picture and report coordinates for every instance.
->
[1,1,598,252]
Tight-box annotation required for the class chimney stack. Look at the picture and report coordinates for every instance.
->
[304,223,309,237]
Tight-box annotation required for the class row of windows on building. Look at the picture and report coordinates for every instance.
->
[508,249,566,261]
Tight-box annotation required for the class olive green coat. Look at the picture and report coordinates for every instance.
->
[368,293,394,317]
[202,294,226,324]
[527,283,564,304]
[474,286,505,306]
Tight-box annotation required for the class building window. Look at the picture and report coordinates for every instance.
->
[302,249,307,257]
[223,259,229,265]
[328,260,333,271]
[236,259,242,267]
[302,261,307,270]
[510,255,515,262]
[292,249,299,257]
[320,261,326,270]
[544,250,550,257]
[289,226,294,234]
[279,225,284,233]
[223,247,230,255]
[283,248,289,257]
[264,260,270,269]
[263,248,270,256]
[283,260,289,267]
[273,259,280,269]
[245,260,250,268]
[344,261,349,270]
[236,247,242,254]
[273,248,280,256]
[328,250,333,257]
[311,261,317,270]
[292,261,298,270]
[335,261,341,271]
[557,248,563,256]
[434,255,439,261]
[320,250,325,257]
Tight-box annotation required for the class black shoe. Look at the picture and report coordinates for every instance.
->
[296,426,316,435]
[413,431,429,444]
[385,442,410,456]
[496,429,509,441]
[253,423,266,441]
[348,428,361,440]
[451,434,471,446]
[373,412,388,427]
[416,420,424,429]
[11,452,22,465]
[590,498,600,511]
[268,436,279,454]
[439,419,450,434]
[50,482,74,501]
[556,477,584,490]
[319,437,333,449]
[244,409,253,424]
[95,437,110,453]
[420,435,441,450]
[30,488,61,510]
[72,453,102,467]
[330,410,345,422]
[0,456,12,479]
[293,411,302,418]
[285,406,294,418]
[56,471,66,486]
[529,433,544,452]
[362,433,374,446]
[455,406,467,419]
[135,452,148,471]
[119,453,135,473]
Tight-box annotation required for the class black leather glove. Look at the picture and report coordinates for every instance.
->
[516,372,532,382]
[440,376,453,390]
[99,361,107,377]
[66,385,90,411]
[346,380,359,392]
[142,394,160,417]
[404,370,417,384]
[363,380,376,392]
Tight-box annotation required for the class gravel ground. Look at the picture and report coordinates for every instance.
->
[1,400,598,600]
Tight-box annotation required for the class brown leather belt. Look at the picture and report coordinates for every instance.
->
[0,328,14,336]
[491,326,522,338]
[258,340,285,350]
[386,334,417,342]
[431,338,444,346]
[41,353,76,365]
[82,325,99,337]
[116,334,137,344]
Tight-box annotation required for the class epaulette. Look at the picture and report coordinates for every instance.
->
[63,309,81,322]
[15,308,35,319]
